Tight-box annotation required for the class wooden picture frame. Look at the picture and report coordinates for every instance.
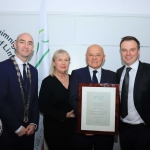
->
[78,83,119,135]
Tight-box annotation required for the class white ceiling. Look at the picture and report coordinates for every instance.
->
[0,0,150,15]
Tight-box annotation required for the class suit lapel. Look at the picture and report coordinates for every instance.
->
[9,58,28,92]
[134,61,143,102]
[100,69,106,83]
[9,59,21,85]
[101,68,116,83]
[84,66,92,83]
[117,66,125,84]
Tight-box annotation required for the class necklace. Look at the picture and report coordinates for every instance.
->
[10,56,31,123]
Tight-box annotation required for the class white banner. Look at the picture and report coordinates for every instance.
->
[34,0,50,149]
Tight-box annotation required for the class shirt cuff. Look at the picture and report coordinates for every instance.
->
[15,126,22,134]
[15,123,37,134]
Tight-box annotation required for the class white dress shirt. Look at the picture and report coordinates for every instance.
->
[88,66,102,83]
[120,59,144,124]
[14,55,28,77]
[14,55,36,133]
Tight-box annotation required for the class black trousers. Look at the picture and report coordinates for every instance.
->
[0,132,34,150]
[73,122,114,150]
[74,133,114,150]
[119,120,150,150]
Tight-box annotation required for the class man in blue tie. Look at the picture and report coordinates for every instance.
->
[69,44,116,150]
[0,33,39,150]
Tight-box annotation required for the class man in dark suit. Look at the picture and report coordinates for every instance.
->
[116,36,150,150]
[69,44,116,150]
[0,33,39,150]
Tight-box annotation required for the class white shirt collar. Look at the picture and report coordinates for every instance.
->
[14,55,28,65]
[125,59,139,71]
[88,66,102,74]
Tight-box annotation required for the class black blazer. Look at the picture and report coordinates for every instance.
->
[69,66,116,116]
[116,61,150,126]
[0,59,39,135]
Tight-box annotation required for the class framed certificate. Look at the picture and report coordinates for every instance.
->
[78,83,119,135]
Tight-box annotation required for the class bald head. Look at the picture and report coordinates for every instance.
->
[16,33,34,43]
[14,32,34,62]
[86,44,105,69]
[86,44,104,55]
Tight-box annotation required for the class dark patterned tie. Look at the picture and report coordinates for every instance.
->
[121,67,132,118]
[92,70,98,83]
[23,64,27,92]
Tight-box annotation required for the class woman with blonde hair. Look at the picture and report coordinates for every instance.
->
[39,49,75,150]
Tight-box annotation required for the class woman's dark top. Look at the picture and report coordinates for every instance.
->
[39,75,74,150]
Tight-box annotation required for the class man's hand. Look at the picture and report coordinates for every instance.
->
[17,126,27,137]
[26,124,35,136]
[66,110,75,118]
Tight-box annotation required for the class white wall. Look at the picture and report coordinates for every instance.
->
[1,14,150,73]
[1,1,150,150]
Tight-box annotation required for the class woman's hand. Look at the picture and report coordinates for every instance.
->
[66,110,75,118]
